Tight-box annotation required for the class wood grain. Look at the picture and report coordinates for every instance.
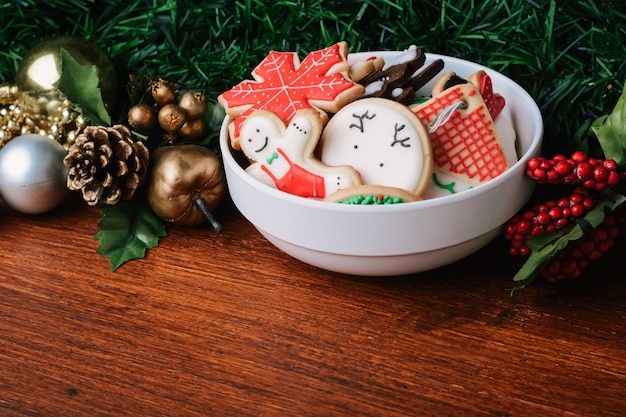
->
[0,196,624,416]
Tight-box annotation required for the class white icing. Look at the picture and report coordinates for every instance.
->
[319,98,431,194]
[391,87,403,98]
[382,45,418,70]
[422,171,474,199]
[240,110,360,198]
[364,80,385,95]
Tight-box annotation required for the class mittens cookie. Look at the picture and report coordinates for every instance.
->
[469,70,506,120]
[318,97,433,198]
[410,77,510,186]
[433,70,506,120]
[239,108,361,199]
[218,41,364,150]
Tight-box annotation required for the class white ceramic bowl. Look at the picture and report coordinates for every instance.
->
[219,52,543,276]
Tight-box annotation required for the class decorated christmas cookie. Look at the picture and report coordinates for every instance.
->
[433,70,506,120]
[421,113,518,199]
[469,70,506,120]
[325,184,421,204]
[318,97,433,197]
[348,55,385,83]
[239,109,361,199]
[410,79,510,186]
[359,45,445,105]
[218,41,364,150]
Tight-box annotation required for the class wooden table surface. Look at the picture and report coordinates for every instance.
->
[0,194,624,417]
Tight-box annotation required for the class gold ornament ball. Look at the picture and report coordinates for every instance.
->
[158,104,186,133]
[178,118,207,141]
[15,36,118,111]
[178,91,207,119]
[128,103,156,132]
[151,79,176,105]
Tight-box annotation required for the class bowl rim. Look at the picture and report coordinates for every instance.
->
[219,51,543,214]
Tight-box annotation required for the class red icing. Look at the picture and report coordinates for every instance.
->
[260,148,326,198]
[221,43,359,142]
[478,73,505,119]
[413,85,507,183]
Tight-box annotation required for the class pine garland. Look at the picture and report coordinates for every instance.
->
[0,0,624,155]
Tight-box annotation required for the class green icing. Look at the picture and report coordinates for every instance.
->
[432,172,457,194]
[266,151,279,164]
[432,173,474,194]
[339,194,405,205]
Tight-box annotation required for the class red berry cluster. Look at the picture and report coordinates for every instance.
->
[505,186,599,256]
[506,151,626,282]
[540,211,622,282]
[526,150,624,191]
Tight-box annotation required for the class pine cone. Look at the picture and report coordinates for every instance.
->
[64,124,149,206]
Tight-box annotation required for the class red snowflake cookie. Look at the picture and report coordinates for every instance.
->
[218,41,364,149]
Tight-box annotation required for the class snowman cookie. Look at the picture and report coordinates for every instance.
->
[318,97,433,198]
[239,109,361,199]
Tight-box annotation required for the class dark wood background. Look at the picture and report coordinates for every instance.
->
[1,194,624,416]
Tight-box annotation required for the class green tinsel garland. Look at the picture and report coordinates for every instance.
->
[0,0,624,155]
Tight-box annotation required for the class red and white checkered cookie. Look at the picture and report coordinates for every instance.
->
[410,82,509,185]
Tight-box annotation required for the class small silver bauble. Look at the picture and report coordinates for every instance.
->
[0,134,69,214]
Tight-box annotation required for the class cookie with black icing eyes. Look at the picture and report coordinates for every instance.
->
[318,97,433,198]
[239,108,362,199]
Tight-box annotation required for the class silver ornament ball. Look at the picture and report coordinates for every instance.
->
[0,134,69,214]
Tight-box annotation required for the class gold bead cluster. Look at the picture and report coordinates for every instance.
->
[0,85,88,150]
[126,77,208,144]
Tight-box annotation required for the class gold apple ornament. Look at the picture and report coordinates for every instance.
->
[146,144,226,231]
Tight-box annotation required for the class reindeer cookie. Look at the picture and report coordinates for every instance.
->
[318,97,433,198]
[239,109,362,199]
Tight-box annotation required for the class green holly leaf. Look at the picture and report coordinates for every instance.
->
[591,82,626,167]
[53,48,111,126]
[95,198,167,271]
[511,192,626,293]
[205,101,226,133]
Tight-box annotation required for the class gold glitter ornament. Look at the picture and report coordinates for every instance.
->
[0,84,19,105]
[15,36,118,112]
[0,89,88,150]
